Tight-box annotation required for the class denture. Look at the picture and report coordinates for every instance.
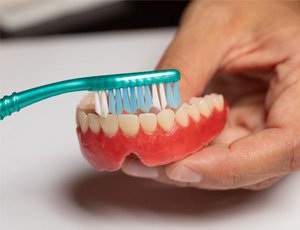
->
[76,93,228,171]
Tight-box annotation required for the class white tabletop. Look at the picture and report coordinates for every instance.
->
[1,29,300,230]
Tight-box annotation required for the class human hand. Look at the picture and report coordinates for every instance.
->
[122,1,300,190]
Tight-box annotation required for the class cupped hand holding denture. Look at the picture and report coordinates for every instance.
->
[77,1,300,190]
[120,1,300,190]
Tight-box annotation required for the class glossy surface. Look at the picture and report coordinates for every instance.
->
[77,104,228,171]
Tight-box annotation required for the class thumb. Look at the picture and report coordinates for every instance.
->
[156,2,233,102]
[165,128,297,189]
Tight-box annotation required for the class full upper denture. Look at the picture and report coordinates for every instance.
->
[76,93,228,171]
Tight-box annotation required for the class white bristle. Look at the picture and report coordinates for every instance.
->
[94,92,102,116]
[127,88,131,100]
[151,84,161,110]
[120,88,124,98]
[141,85,146,98]
[159,83,167,109]
[101,90,109,117]
[94,81,175,115]
[144,85,152,111]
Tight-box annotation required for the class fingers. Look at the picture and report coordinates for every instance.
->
[163,128,296,189]
[121,158,190,188]
[122,156,159,179]
[211,96,265,146]
[122,128,294,190]
[121,158,284,191]
[156,2,234,101]
[121,128,294,190]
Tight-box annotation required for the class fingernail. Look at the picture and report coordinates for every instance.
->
[122,160,159,178]
[166,165,202,183]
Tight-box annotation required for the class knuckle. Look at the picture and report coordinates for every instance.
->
[225,171,245,188]
[158,51,192,79]
[278,129,297,173]
[221,154,247,188]
[158,52,198,99]
[184,1,235,30]
[218,163,245,189]
[288,133,300,172]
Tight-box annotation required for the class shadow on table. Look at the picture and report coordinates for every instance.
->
[67,170,280,217]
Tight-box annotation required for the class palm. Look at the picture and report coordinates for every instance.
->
[207,72,268,146]
[122,1,300,190]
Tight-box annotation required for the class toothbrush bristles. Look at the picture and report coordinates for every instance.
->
[108,89,116,114]
[94,92,102,115]
[130,87,137,113]
[100,90,109,117]
[116,89,123,115]
[159,83,167,109]
[166,82,174,108]
[151,84,161,111]
[122,88,131,113]
[94,81,180,117]
[144,85,152,112]
[137,86,146,112]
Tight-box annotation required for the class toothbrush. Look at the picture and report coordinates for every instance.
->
[0,69,181,120]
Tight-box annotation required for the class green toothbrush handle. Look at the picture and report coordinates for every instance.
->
[0,69,180,120]
[0,78,90,120]
[0,92,20,120]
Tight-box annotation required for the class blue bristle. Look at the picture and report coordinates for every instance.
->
[116,89,123,114]
[122,88,131,113]
[108,90,116,114]
[173,81,181,108]
[130,86,137,113]
[137,86,146,112]
[166,82,175,108]
[144,85,152,112]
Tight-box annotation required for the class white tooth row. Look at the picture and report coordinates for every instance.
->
[77,94,224,136]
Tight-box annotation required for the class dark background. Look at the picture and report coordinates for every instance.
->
[1,1,189,40]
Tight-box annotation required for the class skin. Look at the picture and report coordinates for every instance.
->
[122,1,300,190]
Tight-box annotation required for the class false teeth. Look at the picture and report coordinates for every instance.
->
[175,107,189,127]
[204,95,214,111]
[139,113,157,133]
[211,94,224,111]
[88,113,101,133]
[77,93,225,135]
[189,97,199,105]
[79,111,88,133]
[157,109,175,132]
[186,104,200,122]
[118,114,140,136]
[197,98,211,117]
[100,114,119,136]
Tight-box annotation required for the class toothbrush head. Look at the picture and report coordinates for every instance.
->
[93,69,181,117]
